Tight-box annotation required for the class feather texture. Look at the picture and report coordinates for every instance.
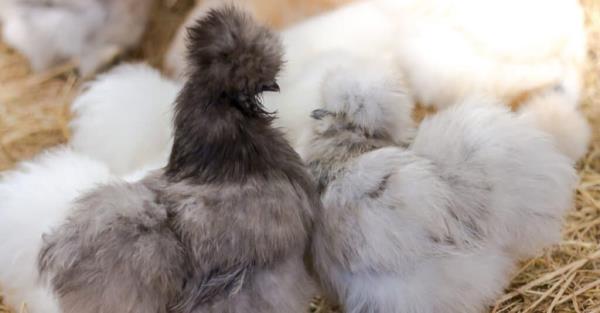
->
[38,7,319,313]
[306,67,577,313]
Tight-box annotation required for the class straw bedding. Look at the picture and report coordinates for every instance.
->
[0,0,598,312]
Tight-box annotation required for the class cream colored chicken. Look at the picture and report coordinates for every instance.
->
[268,0,590,158]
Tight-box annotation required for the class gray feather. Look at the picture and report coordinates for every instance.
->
[38,6,319,313]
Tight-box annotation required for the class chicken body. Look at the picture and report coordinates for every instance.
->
[0,0,154,75]
[38,7,319,313]
[306,67,577,313]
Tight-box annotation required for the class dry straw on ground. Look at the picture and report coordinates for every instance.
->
[0,1,599,312]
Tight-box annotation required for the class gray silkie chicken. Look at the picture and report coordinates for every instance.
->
[304,62,577,313]
[38,6,319,313]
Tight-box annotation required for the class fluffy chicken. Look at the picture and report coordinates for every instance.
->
[0,0,155,76]
[267,0,590,158]
[70,63,179,175]
[164,0,353,78]
[276,0,586,107]
[0,148,118,313]
[304,64,577,313]
[38,7,319,313]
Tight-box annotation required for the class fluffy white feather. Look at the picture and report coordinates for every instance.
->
[275,0,396,84]
[390,0,586,108]
[70,63,179,175]
[517,89,591,161]
[307,70,577,313]
[0,147,162,313]
[277,0,586,108]
[1,0,155,75]
[0,148,112,313]
[412,100,577,257]
[269,0,587,153]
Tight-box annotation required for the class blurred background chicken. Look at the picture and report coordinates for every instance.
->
[0,0,156,76]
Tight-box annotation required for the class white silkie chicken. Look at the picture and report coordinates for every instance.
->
[276,0,586,106]
[0,0,155,76]
[304,63,577,313]
[0,149,102,313]
[266,0,590,159]
[70,63,179,175]
[0,146,163,313]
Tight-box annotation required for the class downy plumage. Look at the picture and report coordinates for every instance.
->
[268,0,590,158]
[305,64,577,313]
[39,7,319,313]
[70,63,179,175]
[0,148,115,313]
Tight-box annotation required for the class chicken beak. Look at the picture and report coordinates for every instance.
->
[262,81,280,92]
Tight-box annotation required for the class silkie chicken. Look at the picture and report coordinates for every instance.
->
[303,63,577,313]
[264,0,590,159]
[275,0,586,108]
[38,7,319,313]
[164,0,354,79]
[0,0,155,76]
[70,63,180,175]
[0,148,118,313]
